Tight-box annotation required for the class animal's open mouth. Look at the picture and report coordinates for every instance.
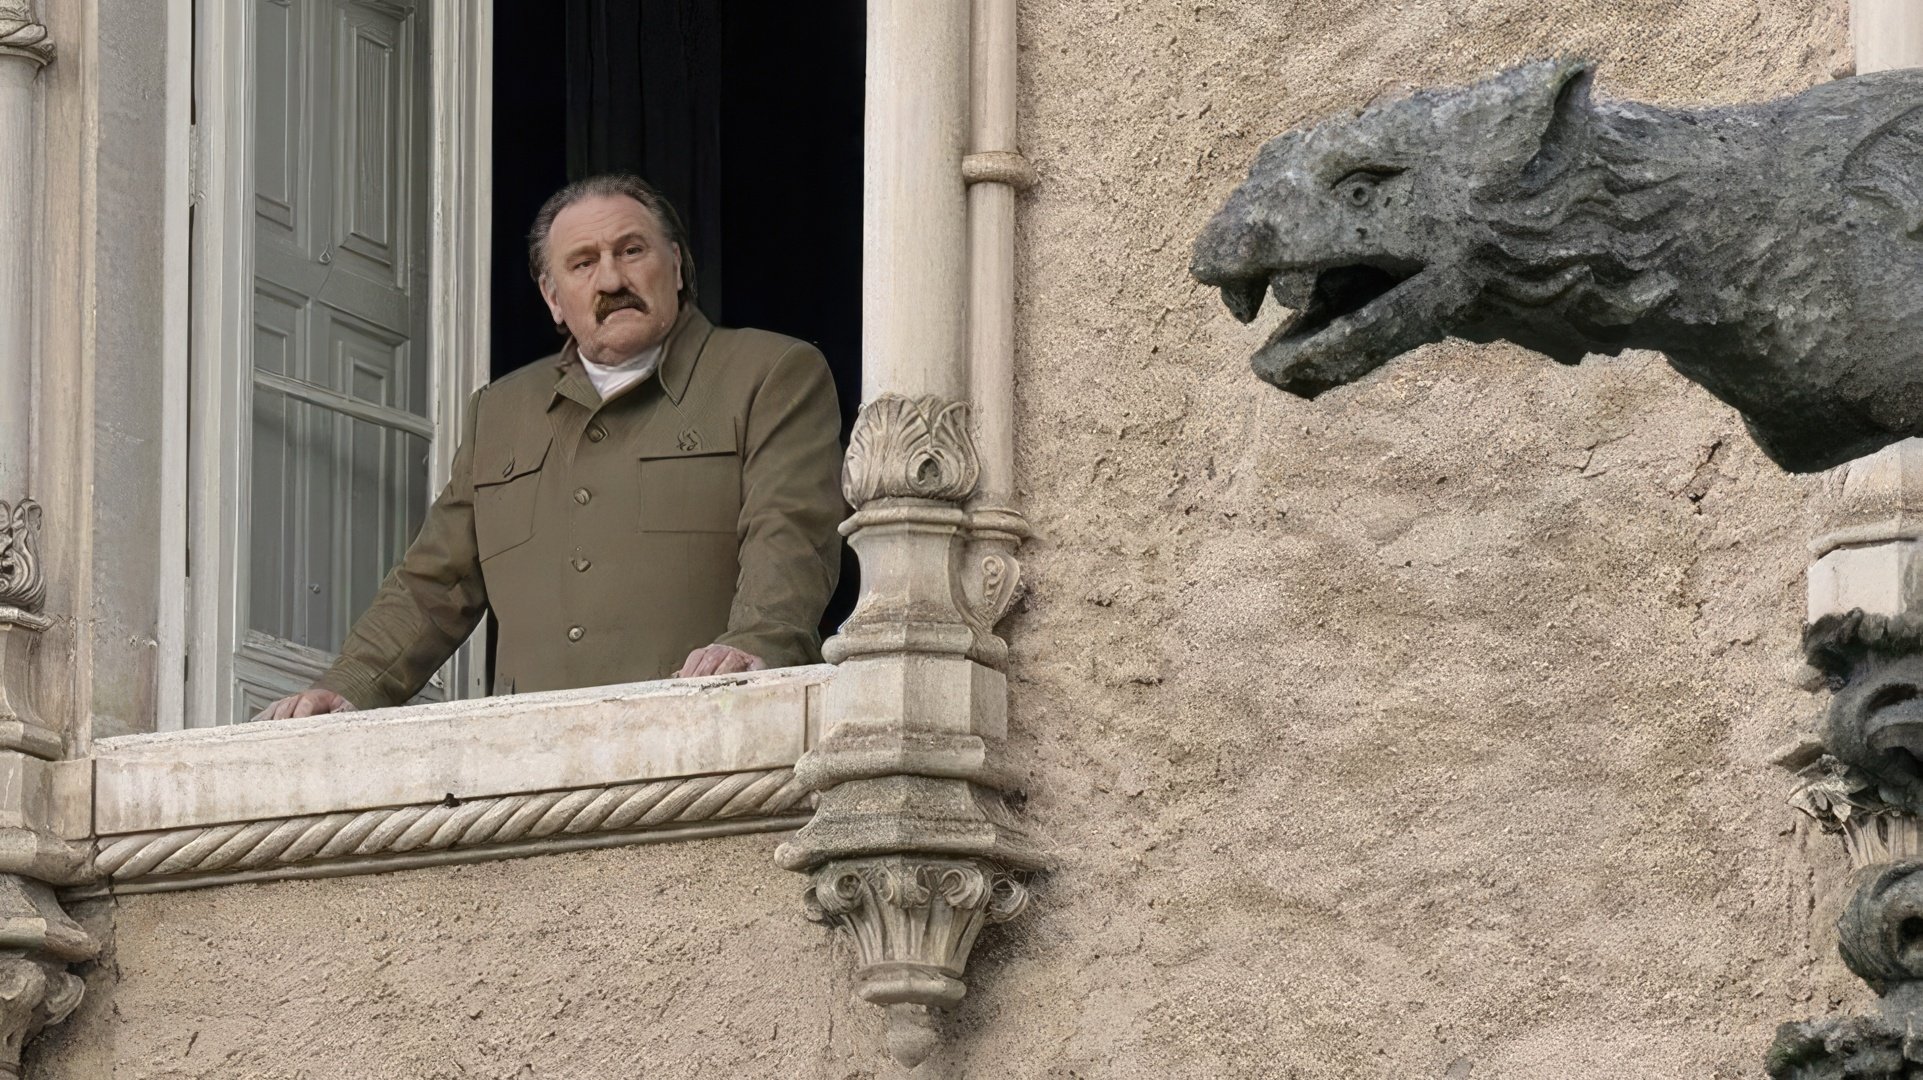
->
[1218,263,1421,340]
[1209,261,1431,397]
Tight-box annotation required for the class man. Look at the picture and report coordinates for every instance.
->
[256,174,845,720]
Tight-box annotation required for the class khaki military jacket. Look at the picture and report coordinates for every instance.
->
[315,308,845,708]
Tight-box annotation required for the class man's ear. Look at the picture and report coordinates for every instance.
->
[674,244,684,293]
[537,273,565,328]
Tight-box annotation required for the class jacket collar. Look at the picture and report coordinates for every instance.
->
[549,305,714,411]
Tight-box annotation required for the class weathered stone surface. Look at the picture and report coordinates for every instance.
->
[1768,1012,1923,1080]
[1769,865,1923,1079]
[1803,612,1923,807]
[93,665,828,834]
[1192,59,1923,473]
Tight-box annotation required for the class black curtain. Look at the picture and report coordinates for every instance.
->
[563,0,726,315]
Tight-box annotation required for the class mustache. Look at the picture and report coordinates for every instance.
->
[594,290,648,322]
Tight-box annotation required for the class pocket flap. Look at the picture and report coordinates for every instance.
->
[475,435,553,486]
[634,424,738,460]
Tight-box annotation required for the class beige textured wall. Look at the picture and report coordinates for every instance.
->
[35,1,1865,1078]
[981,0,1856,1076]
[31,839,880,1079]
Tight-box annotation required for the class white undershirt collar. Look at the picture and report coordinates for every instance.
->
[578,342,664,403]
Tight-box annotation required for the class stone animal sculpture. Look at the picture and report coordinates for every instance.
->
[1190,59,1923,473]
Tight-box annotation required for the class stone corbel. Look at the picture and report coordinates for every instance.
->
[781,393,1043,1067]
[0,662,94,1078]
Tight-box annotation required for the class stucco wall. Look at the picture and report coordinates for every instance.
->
[31,839,878,1079]
[981,0,1858,1076]
[33,1,1870,1078]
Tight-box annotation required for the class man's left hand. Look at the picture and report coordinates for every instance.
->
[674,644,767,678]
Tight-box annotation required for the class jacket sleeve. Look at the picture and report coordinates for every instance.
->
[313,388,491,709]
[713,342,846,667]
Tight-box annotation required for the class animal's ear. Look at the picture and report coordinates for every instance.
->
[1844,105,1923,235]
[1482,59,1597,188]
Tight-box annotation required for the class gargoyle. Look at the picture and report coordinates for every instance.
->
[1191,60,1923,473]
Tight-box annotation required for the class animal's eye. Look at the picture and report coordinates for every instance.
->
[1334,169,1398,208]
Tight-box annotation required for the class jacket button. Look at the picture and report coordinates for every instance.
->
[573,487,591,505]
[500,460,514,477]
[567,625,585,642]
[587,425,607,442]
[572,556,592,572]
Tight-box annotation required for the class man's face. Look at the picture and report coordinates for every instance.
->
[539,193,684,366]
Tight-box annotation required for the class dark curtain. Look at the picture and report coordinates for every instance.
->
[564,0,726,315]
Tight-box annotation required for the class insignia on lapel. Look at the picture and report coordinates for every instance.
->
[678,428,702,452]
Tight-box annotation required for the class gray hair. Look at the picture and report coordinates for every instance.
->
[525,173,698,306]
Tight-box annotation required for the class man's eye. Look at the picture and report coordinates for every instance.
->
[624,245,645,256]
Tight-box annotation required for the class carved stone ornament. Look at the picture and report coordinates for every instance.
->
[0,502,43,614]
[0,958,80,1078]
[1768,863,1923,1079]
[1786,754,1923,868]
[1192,59,1923,473]
[1769,1011,1923,1080]
[99,766,810,886]
[1795,611,1923,814]
[0,4,50,67]
[804,855,1030,1067]
[842,394,981,507]
[0,874,94,1076]
[1774,611,1923,1077]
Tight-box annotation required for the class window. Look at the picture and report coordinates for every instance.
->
[183,0,490,727]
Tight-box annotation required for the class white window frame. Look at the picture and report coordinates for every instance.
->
[162,0,493,729]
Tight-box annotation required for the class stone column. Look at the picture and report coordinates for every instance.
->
[778,0,1044,1067]
[0,4,48,621]
[0,7,98,1075]
[1851,0,1923,80]
[962,0,1037,669]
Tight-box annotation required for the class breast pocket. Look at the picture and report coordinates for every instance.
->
[472,436,552,560]
[638,432,742,534]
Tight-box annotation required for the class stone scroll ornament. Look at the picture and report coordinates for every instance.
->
[1190,59,1923,474]
[1757,615,1923,1078]
[0,500,44,613]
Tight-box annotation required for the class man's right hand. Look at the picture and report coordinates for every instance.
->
[252,688,356,722]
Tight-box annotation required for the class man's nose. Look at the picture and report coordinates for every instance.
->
[591,253,624,293]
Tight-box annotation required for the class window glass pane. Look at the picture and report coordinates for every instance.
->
[248,390,428,649]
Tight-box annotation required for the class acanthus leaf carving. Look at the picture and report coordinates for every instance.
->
[0,958,82,1078]
[0,501,44,614]
[803,855,1029,1068]
[842,394,980,507]
[0,4,51,67]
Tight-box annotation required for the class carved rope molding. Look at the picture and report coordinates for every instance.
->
[96,767,811,883]
[0,4,50,66]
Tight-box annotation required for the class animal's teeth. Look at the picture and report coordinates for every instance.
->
[1221,281,1265,324]
[1268,270,1317,313]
